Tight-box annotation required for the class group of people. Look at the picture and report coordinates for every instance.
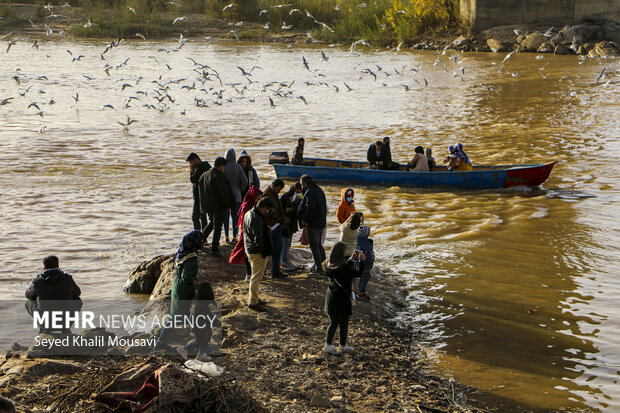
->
[367,137,472,172]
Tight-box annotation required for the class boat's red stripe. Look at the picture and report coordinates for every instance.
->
[503,162,557,188]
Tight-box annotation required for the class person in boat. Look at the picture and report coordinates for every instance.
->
[187,153,211,232]
[336,188,356,224]
[223,148,248,244]
[237,150,260,199]
[407,146,429,171]
[445,143,473,171]
[426,147,436,171]
[322,241,365,355]
[229,185,263,281]
[280,183,303,271]
[367,141,388,170]
[339,212,362,256]
[382,136,401,170]
[291,137,313,166]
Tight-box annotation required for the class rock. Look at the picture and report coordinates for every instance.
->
[329,395,343,402]
[3,342,27,358]
[537,42,554,53]
[486,38,510,53]
[554,44,573,55]
[520,32,548,51]
[577,42,595,55]
[589,41,620,58]
[124,254,173,294]
[1,357,84,379]
[602,20,620,43]
[310,394,331,408]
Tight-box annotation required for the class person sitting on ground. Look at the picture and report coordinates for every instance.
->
[280,183,303,271]
[367,140,387,169]
[322,242,365,355]
[199,157,236,257]
[426,147,436,171]
[223,148,248,244]
[382,136,401,170]
[25,255,82,329]
[336,188,356,225]
[291,137,313,166]
[445,143,473,171]
[408,146,430,171]
[155,230,203,350]
[356,225,375,301]
[186,152,211,231]
[237,150,260,198]
[229,186,263,281]
[244,197,275,313]
[0,396,16,413]
[339,212,362,256]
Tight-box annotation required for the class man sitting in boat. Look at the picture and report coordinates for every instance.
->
[407,146,430,171]
[367,141,388,170]
[291,138,314,166]
[444,143,473,171]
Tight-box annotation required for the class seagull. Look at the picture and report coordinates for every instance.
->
[45,25,53,36]
[45,14,66,18]
[83,19,96,28]
[127,6,136,14]
[82,75,94,80]
[117,115,136,127]
[172,16,187,24]
[282,22,292,30]
[297,95,307,104]
[28,102,41,110]
[343,82,353,91]
[302,56,310,71]
[314,20,334,33]
[121,83,133,90]
[72,55,84,62]
[595,68,605,84]
[321,50,328,61]
[268,96,276,108]
[39,125,47,133]
[102,104,114,109]
[135,33,145,40]
[6,40,16,54]
[289,8,301,14]
[307,31,317,42]
[259,8,267,15]
[73,92,79,102]
[487,85,500,96]
[543,27,554,37]
[501,50,516,64]
[0,97,14,105]
[222,3,235,11]
[28,18,37,28]
[263,22,270,29]
[230,30,238,40]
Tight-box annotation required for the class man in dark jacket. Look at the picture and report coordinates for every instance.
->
[382,136,400,170]
[291,137,313,166]
[367,141,387,169]
[263,179,287,278]
[244,197,275,312]
[199,157,235,257]
[187,153,211,231]
[25,255,82,331]
[297,174,327,276]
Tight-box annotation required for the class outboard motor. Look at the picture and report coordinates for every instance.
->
[269,151,289,165]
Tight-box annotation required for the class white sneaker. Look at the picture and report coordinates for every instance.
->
[177,344,190,360]
[196,351,212,362]
[339,344,354,353]
[322,344,340,355]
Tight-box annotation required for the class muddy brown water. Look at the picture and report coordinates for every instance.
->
[0,37,618,411]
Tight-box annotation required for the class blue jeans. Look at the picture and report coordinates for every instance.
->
[281,235,292,266]
[307,227,326,272]
[270,226,283,275]
[224,202,241,238]
[359,271,371,293]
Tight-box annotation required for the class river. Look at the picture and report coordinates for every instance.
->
[0,37,618,411]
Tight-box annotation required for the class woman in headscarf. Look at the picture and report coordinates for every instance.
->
[445,143,473,171]
[322,242,365,355]
[229,186,263,280]
[237,150,260,199]
[336,188,356,224]
[155,230,203,349]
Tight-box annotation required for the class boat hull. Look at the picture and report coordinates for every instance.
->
[273,160,556,189]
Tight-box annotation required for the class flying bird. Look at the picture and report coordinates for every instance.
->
[222,3,235,11]
[172,16,187,24]
[302,56,310,71]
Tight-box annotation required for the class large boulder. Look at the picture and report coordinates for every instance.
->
[124,254,174,294]
[554,44,574,55]
[520,32,548,51]
[589,41,620,57]
[537,42,555,53]
[486,38,511,53]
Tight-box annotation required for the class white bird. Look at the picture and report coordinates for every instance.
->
[595,67,605,84]
[222,3,235,11]
[230,30,238,40]
[263,21,270,29]
[501,50,516,64]
[83,19,96,28]
[45,24,52,36]
[135,33,145,40]
[281,22,292,30]
[259,9,267,15]
[39,125,46,133]
[127,6,136,14]
[289,8,301,15]
[543,27,554,37]
[172,16,187,24]
[358,2,367,7]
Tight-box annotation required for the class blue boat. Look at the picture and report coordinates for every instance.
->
[272,157,557,189]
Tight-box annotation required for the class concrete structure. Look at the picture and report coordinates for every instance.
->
[461,0,620,31]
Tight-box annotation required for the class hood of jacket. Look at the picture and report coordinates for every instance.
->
[225,148,236,164]
[237,150,252,166]
[38,269,69,284]
[340,188,354,203]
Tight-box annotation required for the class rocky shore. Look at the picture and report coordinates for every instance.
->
[0,244,488,412]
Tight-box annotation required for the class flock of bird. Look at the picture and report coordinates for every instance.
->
[0,15,617,134]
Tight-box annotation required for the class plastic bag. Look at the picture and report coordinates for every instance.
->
[184,359,224,377]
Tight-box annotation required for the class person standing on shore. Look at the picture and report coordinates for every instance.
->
[223,149,248,244]
[237,150,260,198]
[229,186,263,281]
[280,182,302,271]
[298,174,327,276]
[322,242,365,355]
[356,224,375,301]
[244,197,275,312]
[186,152,211,231]
[199,157,235,257]
[263,179,287,278]
[336,188,356,224]
[155,230,202,350]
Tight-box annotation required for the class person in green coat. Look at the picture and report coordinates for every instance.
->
[155,230,204,349]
